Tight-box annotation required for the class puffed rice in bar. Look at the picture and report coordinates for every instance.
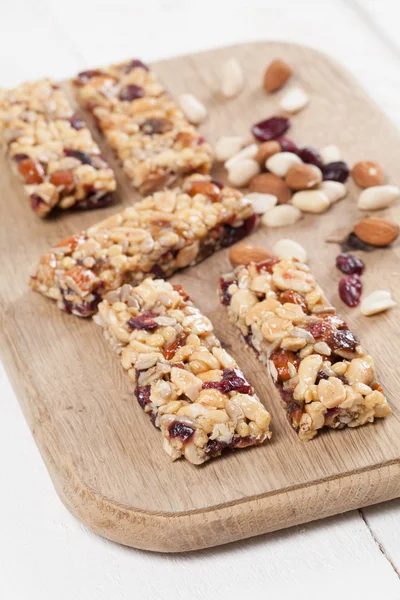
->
[0,79,116,217]
[94,278,272,464]
[72,59,212,195]
[219,256,391,440]
[30,175,257,316]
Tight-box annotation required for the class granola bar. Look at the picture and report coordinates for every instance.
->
[0,79,116,217]
[30,176,256,316]
[94,278,272,464]
[219,257,391,440]
[72,59,212,194]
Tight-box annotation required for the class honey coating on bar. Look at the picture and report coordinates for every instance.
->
[220,257,391,440]
[72,59,212,194]
[94,278,271,464]
[29,176,256,316]
[0,79,116,216]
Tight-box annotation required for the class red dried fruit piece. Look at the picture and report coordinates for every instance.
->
[119,84,144,101]
[70,113,85,130]
[278,289,308,312]
[270,349,300,382]
[336,253,365,275]
[162,333,187,360]
[329,328,358,352]
[77,70,104,84]
[168,421,195,443]
[141,118,172,135]
[252,116,290,142]
[30,194,45,213]
[49,170,75,188]
[342,232,375,253]
[186,180,221,201]
[128,311,158,330]
[256,257,280,273]
[135,385,151,409]
[339,274,362,307]
[18,158,45,184]
[205,439,230,456]
[220,214,259,248]
[64,148,93,165]
[297,146,323,169]
[276,137,298,153]
[123,59,149,73]
[322,161,350,183]
[172,284,190,301]
[13,153,29,162]
[219,277,237,305]
[76,192,113,210]
[202,368,253,394]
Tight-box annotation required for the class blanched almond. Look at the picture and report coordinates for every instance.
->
[227,158,260,187]
[358,185,400,210]
[266,152,302,177]
[279,87,309,114]
[263,59,293,93]
[262,204,301,228]
[221,58,244,98]
[249,173,292,204]
[319,180,347,204]
[360,290,397,316]
[272,238,307,262]
[285,164,322,190]
[225,143,258,168]
[320,145,341,165]
[178,93,207,124]
[245,192,277,214]
[229,243,274,267]
[214,136,245,162]
[255,141,281,164]
[291,190,330,213]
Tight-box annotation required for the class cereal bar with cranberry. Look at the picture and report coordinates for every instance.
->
[94,278,271,464]
[30,176,256,316]
[72,59,212,195]
[0,79,116,216]
[219,256,391,440]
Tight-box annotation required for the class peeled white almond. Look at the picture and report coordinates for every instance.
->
[178,93,207,124]
[319,181,347,204]
[225,144,258,169]
[358,185,400,210]
[266,152,302,177]
[214,136,245,162]
[221,58,244,98]
[360,290,397,316]
[245,192,277,214]
[279,87,309,114]
[261,204,301,228]
[291,190,330,213]
[227,159,260,187]
[320,144,341,165]
[272,238,307,263]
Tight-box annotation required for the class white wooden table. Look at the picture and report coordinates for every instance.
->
[1,1,399,598]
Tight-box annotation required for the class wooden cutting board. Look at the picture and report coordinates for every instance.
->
[1,42,399,553]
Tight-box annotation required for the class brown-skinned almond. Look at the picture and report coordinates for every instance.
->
[285,163,322,190]
[249,173,292,204]
[354,217,399,247]
[263,59,293,93]
[351,161,385,188]
[255,141,281,165]
[229,243,274,267]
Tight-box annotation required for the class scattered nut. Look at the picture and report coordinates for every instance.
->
[215,136,245,162]
[261,204,302,228]
[266,152,302,177]
[245,192,277,214]
[263,59,293,93]
[272,238,307,262]
[285,164,322,190]
[279,87,309,114]
[291,190,330,213]
[319,180,347,204]
[249,173,292,204]
[351,160,385,188]
[358,185,400,210]
[360,290,397,316]
[353,217,399,247]
[178,93,207,124]
[227,158,260,187]
[229,243,273,267]
[255,141,281,165]
[221,58,244,98]
[225,143,258,168]
[320,145,341,165]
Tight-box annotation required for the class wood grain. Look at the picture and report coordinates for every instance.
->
[0,42,399,553]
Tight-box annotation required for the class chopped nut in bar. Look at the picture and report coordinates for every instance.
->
[0,79,116,216]
[94,278,272,464]
[29,175,257,316]
[72,59,212,195]
[219,256,391,440]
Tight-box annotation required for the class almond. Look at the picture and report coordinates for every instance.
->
[285,164,322,190]
[351,160,385,188]
[353,217,399,247]
[255,141,281,165]
[229,243,273,267]
[249,173,292,204]
[263,59,293,93]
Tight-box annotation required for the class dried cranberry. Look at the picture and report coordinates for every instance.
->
[119,84,144,101]
[123,59,149,73]
[135,385,151,409]
[338,274,362,307]
[276,137,298,153]
[341,232,376,253]
[13,153,29,162]
[168,421,195,443]
[329,329,358,352]
[30,194,45,212]
[316,370,329,382]
[297,146,323,169]
[211,179,224,189]
[151,264,165,278]
[141,118,172,135]
[220,277,236,305]
[220,214,258,248]
[322,161,350,183]
[64,148,93,165]
[77,70,103,84]
[205,439,229,457]
[70,112,85,130]
[128,311,158,330]
[307,320,334,342]
[76,193,113,210]
[202,368,253,394]
[252,116,290,142]
[336,253,365,275]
